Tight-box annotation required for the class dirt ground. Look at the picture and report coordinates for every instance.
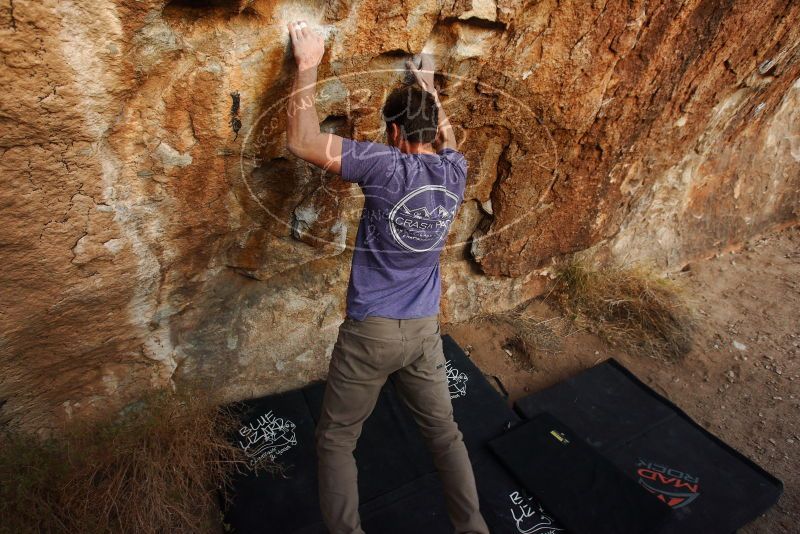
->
[443,224,800,533]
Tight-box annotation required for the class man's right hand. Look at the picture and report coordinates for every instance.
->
[406,54,436,94]
[288,20,325,70]
[407,54,457,152]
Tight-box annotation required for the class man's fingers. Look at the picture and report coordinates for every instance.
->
[289,21,304,42]
[288,20,323,43]
[407,59,425,77]
[419,53,435,72]
[406,56,434,91]
[407,54,435,77]
[296,20,308,38]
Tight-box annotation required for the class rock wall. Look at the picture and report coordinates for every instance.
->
[1,0,798,427]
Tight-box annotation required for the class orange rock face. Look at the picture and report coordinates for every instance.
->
[1,0,798,427]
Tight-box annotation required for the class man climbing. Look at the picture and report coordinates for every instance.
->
[286,20,489,534]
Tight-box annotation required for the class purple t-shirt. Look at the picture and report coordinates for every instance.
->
[340,138,467,321]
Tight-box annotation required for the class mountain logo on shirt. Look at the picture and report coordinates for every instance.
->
[389,185,461,253]
[405,205,453,219]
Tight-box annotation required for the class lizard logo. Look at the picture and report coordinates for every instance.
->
[445,359,469,399]
[237,411,297,469]
[508,490,564,534]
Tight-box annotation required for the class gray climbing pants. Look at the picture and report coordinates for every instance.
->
[315,314,489,534]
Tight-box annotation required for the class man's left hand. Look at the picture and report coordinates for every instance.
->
[288,21,324,70]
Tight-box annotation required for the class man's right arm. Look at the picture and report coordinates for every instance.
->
[406,54,458,152]
[430,90,457,152]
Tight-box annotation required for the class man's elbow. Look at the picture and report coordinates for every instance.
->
[287,129,320,154]
[286,137,308,158]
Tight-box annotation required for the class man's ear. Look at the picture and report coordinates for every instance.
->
[386,123,397,145]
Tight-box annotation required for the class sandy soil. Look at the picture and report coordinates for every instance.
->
[444,224,800,533]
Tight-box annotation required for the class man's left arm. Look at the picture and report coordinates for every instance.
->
[285,21,343,174]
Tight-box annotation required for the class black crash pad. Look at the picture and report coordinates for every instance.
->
[514,359,783,533]
[490,413,672,534]
[473,456,569,534]
[224,334,523,534]
[293,473,452,534]
[223,389,323,533]
[441,334,520,463]
[224,382,439,534]
[359,472,453,533]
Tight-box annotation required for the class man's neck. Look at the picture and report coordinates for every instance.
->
[397,141,436,155]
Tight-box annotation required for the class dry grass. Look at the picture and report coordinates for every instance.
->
[0,387,257,534]
[547,257,695,361]
[479,306,570,371]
